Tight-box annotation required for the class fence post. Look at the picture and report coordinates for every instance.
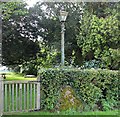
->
[36,81,40,110]
[0,75,4,117]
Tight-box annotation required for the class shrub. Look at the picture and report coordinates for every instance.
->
[81,59,105,69]
[38,68,118,111]
[21,60,37,76]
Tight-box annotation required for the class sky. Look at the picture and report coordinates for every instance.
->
[26,0,40,7]
[24,0,119,4]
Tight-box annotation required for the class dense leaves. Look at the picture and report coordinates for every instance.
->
[20,2,84,65]
[36,43,60,69]
[2,2,119,69]
[77,4,120,69]
[2,2,39,65]
[39,68,118,111]
[21,44,59,75]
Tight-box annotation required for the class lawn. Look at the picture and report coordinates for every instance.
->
[4,110,119,116]
[5,72,36,81]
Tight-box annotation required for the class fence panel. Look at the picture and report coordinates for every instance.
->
[3,80,40,113]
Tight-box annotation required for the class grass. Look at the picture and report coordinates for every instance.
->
[5,72,36,81]
[4,110,119,116]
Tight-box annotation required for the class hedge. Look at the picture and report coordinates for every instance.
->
[38,68,119,111]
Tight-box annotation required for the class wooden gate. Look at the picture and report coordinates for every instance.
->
[0,76,40,116]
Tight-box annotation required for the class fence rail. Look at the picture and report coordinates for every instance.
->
[0,76,40,116]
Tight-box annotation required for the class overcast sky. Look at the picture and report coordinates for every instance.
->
[26,0,40,7]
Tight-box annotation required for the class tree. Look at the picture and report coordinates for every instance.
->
[21,2,84,65]
[2,2,39,65]
[77,2,120,69]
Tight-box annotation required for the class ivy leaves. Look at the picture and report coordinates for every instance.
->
[77,13,120,69]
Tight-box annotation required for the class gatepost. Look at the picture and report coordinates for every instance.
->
[37,78,40,110]
[0,75,4,117]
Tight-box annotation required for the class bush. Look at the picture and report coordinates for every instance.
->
[38,68,118,111]
[81,60,105,69]
[21,60,37,76]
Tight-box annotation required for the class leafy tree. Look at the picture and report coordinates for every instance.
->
[21,2,84,65]
[2,2,39,65]
[77,3,120,69]
[2,1,119,70]
[21,43,59,75]
[36,42,60,69]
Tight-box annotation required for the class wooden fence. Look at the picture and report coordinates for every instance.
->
[0,75,40,116]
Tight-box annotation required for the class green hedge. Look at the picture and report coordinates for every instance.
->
[39,68,119,111]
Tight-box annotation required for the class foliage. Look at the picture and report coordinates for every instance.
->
[2,1,39,65]
[39,68,118,111]
[2,2,28,20]
[26,2,119,67]
[101,98,118,111]
[20,2,84,65]
[20,44,59,75]
[21,60,37,76]
[77,13,120,69]
[36,43,60,69]
[81,60,105,69]
[2,2,119,69]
